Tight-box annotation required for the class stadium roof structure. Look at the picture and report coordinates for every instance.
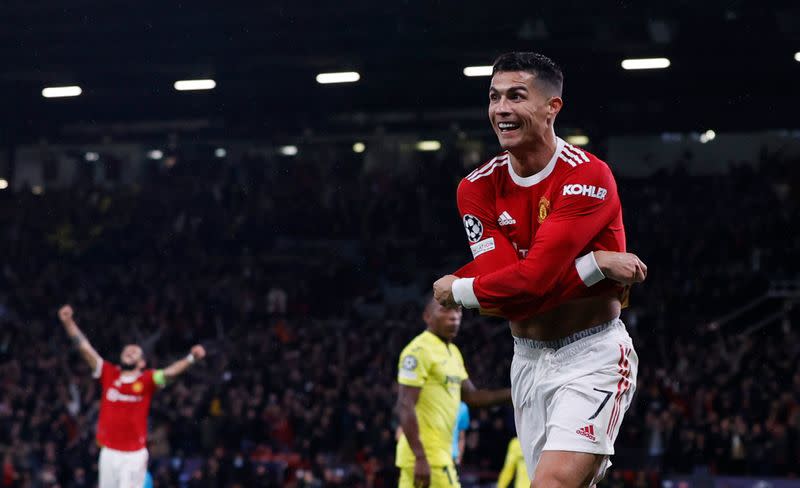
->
[2,0,799,143]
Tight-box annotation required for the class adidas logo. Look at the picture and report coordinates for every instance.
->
[497,211,516,226]
[576,424,597,442]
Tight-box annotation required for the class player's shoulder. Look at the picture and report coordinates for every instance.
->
[554,140,613,177]
[401,332,432,355]
[460,152,510,188]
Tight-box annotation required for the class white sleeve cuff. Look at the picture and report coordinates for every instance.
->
[575,252,606,287]
[92,358,104,379]
[452,278,480,309]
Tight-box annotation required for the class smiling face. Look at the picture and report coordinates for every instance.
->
[488,70,562,152]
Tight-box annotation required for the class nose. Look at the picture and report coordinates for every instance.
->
[495,96,512,117]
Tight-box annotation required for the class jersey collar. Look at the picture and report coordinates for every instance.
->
[506,137,564,187]
[118,370,143,383]
[423,330,452,347]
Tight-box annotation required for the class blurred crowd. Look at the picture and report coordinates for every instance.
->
[0,144,798,487]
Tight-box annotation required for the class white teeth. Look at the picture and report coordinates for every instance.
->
[498,122,519,131]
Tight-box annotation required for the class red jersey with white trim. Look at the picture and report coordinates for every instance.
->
[95,360,157,451]
[454,137,626,321]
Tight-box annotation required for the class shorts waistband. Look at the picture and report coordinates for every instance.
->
[512,318,620,352]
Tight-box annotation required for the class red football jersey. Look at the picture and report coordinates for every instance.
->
[94,360,158,451]
[452,137,626,321]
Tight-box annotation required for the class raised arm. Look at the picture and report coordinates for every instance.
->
[156,344,206,386]
[58,305,101,373]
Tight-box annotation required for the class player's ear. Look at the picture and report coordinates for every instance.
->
[422,308,432,325]
[547,96,563,120]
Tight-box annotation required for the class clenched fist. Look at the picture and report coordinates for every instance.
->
[594,251,648,285]
[190,344,206,361]
[58,305,74,324]
[433,275,459,308]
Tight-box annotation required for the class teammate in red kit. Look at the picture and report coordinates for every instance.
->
[58,304,206,488]
[433,53,646,487]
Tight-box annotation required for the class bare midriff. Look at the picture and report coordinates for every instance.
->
[509,295,621,341]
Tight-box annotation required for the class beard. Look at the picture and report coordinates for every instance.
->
[120,361,137,371]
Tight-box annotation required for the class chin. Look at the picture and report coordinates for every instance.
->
[497,137,518,151]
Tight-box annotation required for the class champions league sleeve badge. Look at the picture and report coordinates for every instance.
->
[463,214,483,243]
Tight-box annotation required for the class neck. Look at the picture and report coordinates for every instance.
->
[508,130,557,178]
[426,328,450,344]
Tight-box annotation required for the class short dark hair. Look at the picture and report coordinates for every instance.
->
[492,52,564,96]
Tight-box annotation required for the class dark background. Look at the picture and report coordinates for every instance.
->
[1,1,799,487]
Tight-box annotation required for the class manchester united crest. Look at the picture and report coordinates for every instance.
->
[538,196,550,223]
[132,382,143,393]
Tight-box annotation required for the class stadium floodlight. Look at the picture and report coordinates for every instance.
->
[42,86,82,98]
[463,66,494,77]
[416,140,441,152]
[214,148,227,158]
[84,152,100,162]
[699,129,716,144]
[352,142,366,153]
[316,71,360,84]
[0,179,8,190]
[621,58,671,70]
[173,79,216,91]
[279,145,298,156]
[795,52,800,62]
[147,150,164,160]
[566,135,590,146]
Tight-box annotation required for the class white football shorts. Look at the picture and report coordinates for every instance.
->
[511,318,638,485]
[98,446,148,488]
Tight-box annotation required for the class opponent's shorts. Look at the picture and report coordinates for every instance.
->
[399,462,460,488]
[98,447,148,488]
[511,318,637,485]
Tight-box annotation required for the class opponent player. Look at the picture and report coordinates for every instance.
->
[433,52,645,487]
[58,304,205,488]
[396,297,511,488]
[497,437,530,488]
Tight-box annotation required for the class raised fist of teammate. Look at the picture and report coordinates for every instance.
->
[58,305,74,324]
[190,344,206,361]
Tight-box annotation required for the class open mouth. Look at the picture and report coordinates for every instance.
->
[497,122,520,133]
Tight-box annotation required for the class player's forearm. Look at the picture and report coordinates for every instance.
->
[454,212,615,310]
[463,388,511,408]
[397,404,427,459]
[63,321,100,368]
[161,355,196,381]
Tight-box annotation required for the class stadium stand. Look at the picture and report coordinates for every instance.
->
[0,144,798,487]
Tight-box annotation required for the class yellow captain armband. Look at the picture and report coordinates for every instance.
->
[153,370,166,387]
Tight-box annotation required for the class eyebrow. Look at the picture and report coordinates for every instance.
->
[489,85,529,93]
